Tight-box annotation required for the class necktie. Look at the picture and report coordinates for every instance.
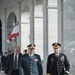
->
[14,54,17,70]
[56,55,59,60]
[29,56,32,61]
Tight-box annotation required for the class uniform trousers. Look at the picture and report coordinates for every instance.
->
[12,69,19,75]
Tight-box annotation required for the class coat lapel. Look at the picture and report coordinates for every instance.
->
[18,53,22,63]
[18,53,20,65]
[27,54,31,61]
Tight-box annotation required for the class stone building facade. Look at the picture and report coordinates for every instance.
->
[0,0,75,75]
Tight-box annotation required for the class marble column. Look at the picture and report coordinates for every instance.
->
[30,0,34,43]
[18,1,21,47]
[2,8,7,52]
[43,0,48,75]
[58,0,64,52]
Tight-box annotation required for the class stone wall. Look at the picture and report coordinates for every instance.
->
[63,0,75,75]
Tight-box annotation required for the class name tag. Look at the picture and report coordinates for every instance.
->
[34,59,38,62]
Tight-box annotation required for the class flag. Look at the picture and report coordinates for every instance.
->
[9,22,19,42]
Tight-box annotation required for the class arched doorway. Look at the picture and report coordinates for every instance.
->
[0,20,2,52]
[7,12,17,50]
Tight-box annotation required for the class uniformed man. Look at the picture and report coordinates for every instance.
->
[47,43,70,75]
[19,44,43,75]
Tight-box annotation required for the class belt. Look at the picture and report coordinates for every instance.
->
[13,69,18,71]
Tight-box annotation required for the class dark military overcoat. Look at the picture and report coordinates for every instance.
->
[47,53,70,75]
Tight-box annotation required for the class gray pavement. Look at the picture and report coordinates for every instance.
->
[0,71,5,75]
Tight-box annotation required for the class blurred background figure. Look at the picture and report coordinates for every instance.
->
[3,52,8,73]
[1,52,5,71]
[8,50,13,55]
[4,52,8,57]
[23,49,28,55]
[0,53,1,71]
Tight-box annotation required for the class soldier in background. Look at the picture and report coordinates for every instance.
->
[8,50,13,55]
[23,49,28,55]
[3,52,8,73]
[19,44,43,75]
[1,52,5,71]
[0,53,1,70]
[47,43,70,75]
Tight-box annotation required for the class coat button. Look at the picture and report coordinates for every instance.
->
[57,64,58,65]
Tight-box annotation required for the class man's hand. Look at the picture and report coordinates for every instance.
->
[64,71,69,75]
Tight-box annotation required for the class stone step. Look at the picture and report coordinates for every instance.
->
[0,71,5,75]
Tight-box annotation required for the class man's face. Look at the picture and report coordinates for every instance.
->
[54,48,60,54]
[14,46,20,54]
[28,48,35,54]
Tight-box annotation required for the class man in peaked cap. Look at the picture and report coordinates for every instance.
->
[47,43,70,75]
[52,43,61,49]
[27,44,36,48]
[19,44,43,75]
